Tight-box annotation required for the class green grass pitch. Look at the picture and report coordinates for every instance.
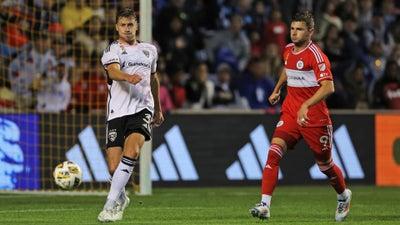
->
[0,186,399,225]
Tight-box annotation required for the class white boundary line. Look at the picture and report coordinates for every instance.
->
[0,190,108,196]
[0,208,86,214]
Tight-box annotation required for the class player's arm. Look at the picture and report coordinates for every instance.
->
[106,63,142,84]
[297,80,334,125]
[150,72,164,127]
[269,68,287,105]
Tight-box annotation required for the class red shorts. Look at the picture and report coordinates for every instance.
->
[273,113,333,162]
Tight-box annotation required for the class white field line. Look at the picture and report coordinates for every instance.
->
[0,208,86,214]
[0,190,108,196]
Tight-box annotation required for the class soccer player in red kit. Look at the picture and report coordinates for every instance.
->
[250,11,352,222]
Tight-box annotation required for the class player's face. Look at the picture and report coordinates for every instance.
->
[290,21,313,46]
[116,16,137,44]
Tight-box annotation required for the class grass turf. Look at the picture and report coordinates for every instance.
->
[0,186,399,225]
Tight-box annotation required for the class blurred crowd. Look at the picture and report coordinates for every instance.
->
[1,0,400,114]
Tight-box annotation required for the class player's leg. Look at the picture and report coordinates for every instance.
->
[104,132,144,204]
[260,137,287,206]
[250,137,287,219]
[106,148,129,210]
[250,116,300,220]
[100,110,152,221]
[99,119,127,222]
[302,125,351,221]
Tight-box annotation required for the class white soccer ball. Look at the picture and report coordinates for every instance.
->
[53,161,82,189]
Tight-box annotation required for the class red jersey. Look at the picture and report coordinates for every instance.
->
[281,42,333,126]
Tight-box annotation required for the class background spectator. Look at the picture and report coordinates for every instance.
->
[1,0,400,113]
[185,62,214,109]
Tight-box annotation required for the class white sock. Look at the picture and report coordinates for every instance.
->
[108,177,127,204]
[104,156,136,209]
[261,194,272,207]
[338,189,349,200]
[119,187,127,203]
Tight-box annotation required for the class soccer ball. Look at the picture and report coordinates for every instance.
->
[53,161,82,189]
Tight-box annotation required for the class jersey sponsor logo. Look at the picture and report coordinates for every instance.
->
[318,63,326,71]
[296,60,304,69]
[127,61,151,68]
[151,125,199,181]
[288,76,306,81]
[66,126,109,182]
[226,125,283,180]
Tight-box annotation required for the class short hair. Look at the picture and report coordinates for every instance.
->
[116,8,137,23]
[292,11,314,30]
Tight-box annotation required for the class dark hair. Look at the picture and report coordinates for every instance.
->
[292,11,314,30]
[116,8,137,23]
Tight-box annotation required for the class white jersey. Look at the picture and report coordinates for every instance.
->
[101,40,157,121]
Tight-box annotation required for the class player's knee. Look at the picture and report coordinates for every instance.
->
[123,142,141,159]
[317,159,334,172]
[266,144,284,167]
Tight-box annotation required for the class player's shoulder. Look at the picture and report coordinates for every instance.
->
[283,43,294,56]
[103,40,120,53]
[285,43,295,48]
[284,43,295,51]
[307,42,328,62]
[138,41,158,53]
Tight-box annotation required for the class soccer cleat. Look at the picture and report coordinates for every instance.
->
[98,205,123,222]
[249,203,270,220]
[335,189,352,222]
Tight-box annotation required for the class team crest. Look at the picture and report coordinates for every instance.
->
[296,60,304,69]
[108,129,117,142]
[276,120,284,127]
[318,63,326,71]
[142,50,150,58]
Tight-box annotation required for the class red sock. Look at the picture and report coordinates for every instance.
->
[321,164,346,194]
[261,144,283,195]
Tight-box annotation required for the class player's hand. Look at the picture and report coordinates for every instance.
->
[297,104,309,126]
[151,110,164,127]
[124,74,142,85]
[268,90,281,105]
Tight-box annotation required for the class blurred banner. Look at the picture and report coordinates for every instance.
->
[152,114,375,186]
[376,114,400,186]
[0,114,40,190]
[32,113,378,188]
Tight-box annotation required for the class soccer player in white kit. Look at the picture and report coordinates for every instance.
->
[98,8,164,222]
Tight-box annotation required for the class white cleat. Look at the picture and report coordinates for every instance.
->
[98,205,123,222]
[335,189,352,222]
[250,203,270,220]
